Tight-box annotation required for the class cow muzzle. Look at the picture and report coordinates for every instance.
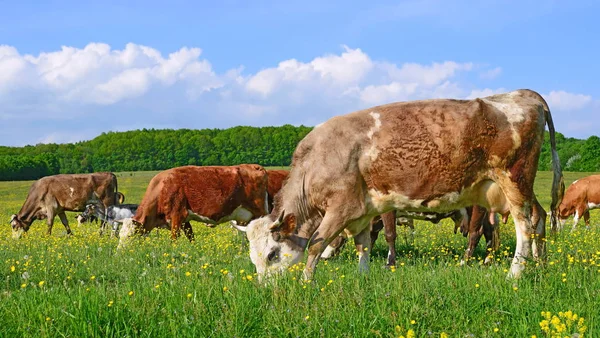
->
[12,228,25,239]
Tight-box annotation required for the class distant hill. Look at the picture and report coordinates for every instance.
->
[0,126,598,181]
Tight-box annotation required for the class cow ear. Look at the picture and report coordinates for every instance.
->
[10,214,17,222]
[269,209,286,231]
[269,210,296,235]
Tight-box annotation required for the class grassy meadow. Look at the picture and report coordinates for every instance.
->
[1,170,599,337]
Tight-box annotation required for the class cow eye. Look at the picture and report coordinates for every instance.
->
[267,249,280,263]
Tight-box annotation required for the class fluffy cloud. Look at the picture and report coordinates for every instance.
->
[0,43,222,107]
[0,42,596,146]
[245,45,373,97]
[544,90,592,111]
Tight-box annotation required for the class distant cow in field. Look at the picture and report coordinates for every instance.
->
[119,165,269,247]
[10,172,121,239]
[555,175,600,231]
[240,89,563,281]
[266,170,289,212]
[82,201,139,236]
[75,191,125,227]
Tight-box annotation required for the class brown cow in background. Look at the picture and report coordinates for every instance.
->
[266,169,289,212]
[556,174,600,231]
[10,172,120,238]
[119,164,269,247]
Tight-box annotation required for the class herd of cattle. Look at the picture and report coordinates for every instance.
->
[8,89,600,282]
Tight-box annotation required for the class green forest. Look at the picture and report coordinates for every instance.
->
[0,125,598,181]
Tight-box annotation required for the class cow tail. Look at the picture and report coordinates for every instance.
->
[113,173,119,205]
[544,104,565,232]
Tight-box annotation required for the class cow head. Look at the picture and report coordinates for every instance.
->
[10,214,30,239]
[84,203,97,216]
[552,205,571,229]
[237,209,303,280]
[76,214,87,226]
[238,164,270,217]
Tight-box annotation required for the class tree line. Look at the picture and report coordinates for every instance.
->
[0,126,598,181]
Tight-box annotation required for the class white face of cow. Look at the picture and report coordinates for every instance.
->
[10,214,26,239]
[243,214,304,280]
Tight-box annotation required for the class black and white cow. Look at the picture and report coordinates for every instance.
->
[82,201,139,236]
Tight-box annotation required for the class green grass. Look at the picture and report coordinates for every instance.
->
[1,171,599,337]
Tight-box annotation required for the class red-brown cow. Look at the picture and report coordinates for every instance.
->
[556,175,600,231]
[10,172,120,238]
[266,170,289,212]
[240,89,564,281]
[118,165,269,247]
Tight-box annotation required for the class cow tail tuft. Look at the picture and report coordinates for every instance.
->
[544,105,565,233]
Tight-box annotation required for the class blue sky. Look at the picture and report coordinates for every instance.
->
[1,0,599,146]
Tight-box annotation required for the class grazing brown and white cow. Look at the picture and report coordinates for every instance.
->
[118,165,269,247]
[10,172,120,238]
[266,170,289,212]
[555,175,600,231]
[238,89,564,280]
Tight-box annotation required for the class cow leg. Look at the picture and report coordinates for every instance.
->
[401,218,415,246]
[571,206,585,231]
[99,221,107,236]
[182,221,195,242]
[321,235,347,259]
[583,210,591,230]
[303,212,369,280]
[353,226,372,273]
[369,218,382,251]
[58,212,73,236]
[381,211,398,267]
[46,210,55,236]
[170,214,183,240]
[463,229,483,265]
[461,206,484,265]
[507,198,547,279]
[483,213,500,265]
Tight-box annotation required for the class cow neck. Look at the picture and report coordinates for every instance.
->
[272,169,322,249]
[17,199,38,224]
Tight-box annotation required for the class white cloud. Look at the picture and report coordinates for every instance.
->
[466,88,507,99]
[0,42,596,146]
[479,67,502,80]
[0,43,221,106]
[380,61,473,86]
[245,45,373,97]
[544,90,592,111]
[360,82,418,105]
